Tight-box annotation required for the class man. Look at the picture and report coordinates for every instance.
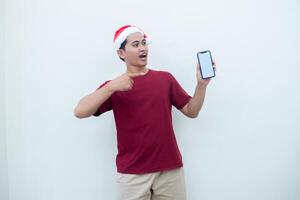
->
[74,25,216,200]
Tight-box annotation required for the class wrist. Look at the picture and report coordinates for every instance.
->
[196,82,208,89]
[105,81,116,93]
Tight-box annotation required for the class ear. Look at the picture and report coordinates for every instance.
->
[117,49,126,60]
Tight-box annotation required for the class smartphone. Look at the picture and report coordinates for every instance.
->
[197,50,215,79]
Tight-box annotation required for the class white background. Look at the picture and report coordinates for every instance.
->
[1,0,300,199]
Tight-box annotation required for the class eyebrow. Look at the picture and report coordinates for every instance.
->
[131,39,146,44]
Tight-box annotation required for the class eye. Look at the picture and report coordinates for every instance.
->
[142,40,147,45]
[132,43,139,47]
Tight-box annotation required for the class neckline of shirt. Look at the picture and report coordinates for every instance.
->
[131,69,152,79]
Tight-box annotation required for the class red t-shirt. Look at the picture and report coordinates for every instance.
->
[94,69,192,174]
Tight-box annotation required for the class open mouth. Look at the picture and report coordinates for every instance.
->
[138,54,147,61]
[139,54,147,59]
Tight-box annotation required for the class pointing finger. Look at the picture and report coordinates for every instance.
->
[127,72,146,77]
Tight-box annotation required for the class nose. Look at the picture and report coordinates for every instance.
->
[139,44,148,51]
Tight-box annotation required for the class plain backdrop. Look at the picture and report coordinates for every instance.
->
[1,0,300,200]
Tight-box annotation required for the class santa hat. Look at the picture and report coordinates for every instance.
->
[113,25,151,50]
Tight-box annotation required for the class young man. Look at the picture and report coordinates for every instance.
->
[74,25,215,200]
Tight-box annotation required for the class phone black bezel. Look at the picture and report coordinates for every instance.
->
[197,50,215,79]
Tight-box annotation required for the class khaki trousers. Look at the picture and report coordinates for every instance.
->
[117,167,187,200]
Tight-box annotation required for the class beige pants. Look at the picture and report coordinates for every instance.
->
[116,167,187,200]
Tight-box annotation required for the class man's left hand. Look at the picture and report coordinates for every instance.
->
[196,60,216,86]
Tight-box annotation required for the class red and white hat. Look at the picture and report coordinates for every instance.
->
[113,25,151,50]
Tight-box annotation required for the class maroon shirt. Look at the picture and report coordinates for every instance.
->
[94,69,191,174]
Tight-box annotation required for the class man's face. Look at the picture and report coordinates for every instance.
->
[118,32,148,67]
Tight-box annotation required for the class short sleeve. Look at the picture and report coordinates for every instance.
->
[169,73,192,110]
[93,80,112,117]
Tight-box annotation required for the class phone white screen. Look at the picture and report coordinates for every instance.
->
[198,51,215,79]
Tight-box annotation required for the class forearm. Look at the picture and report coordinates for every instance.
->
[187,83,207,118]
[74,83,114,118]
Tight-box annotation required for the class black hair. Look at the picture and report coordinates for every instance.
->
[118,40,127,62]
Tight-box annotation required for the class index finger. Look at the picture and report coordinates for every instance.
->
[127,72,146,77]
